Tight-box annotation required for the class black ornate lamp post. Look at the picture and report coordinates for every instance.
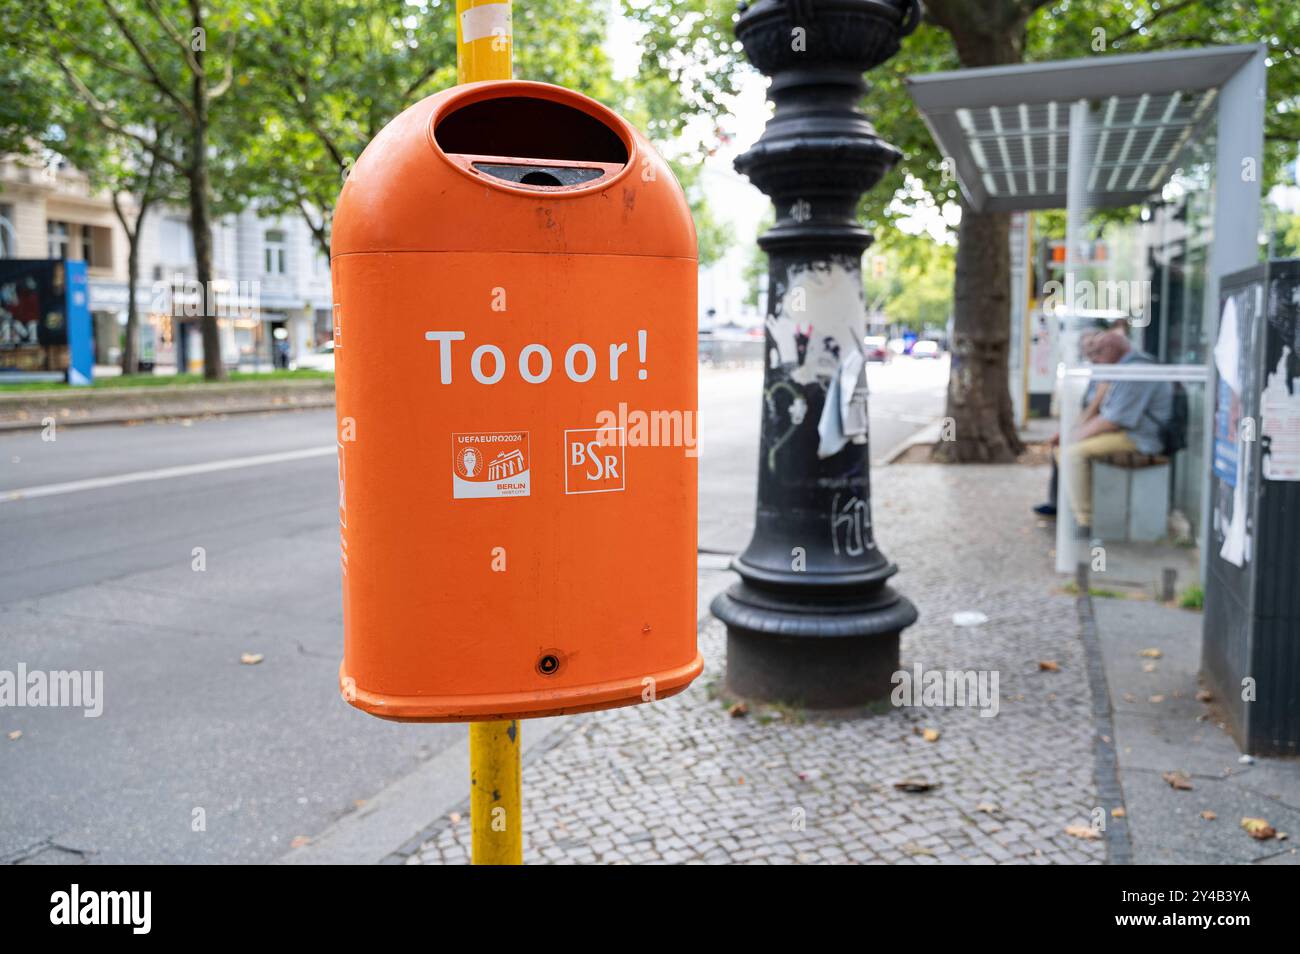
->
[712,0,922,708]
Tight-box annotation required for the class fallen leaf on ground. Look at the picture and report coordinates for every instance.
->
[1162,771,1194,791]
[1038,660,1060,672]
[975,802,1000,815]
[728,702,749,718]
[1196,689,1214,703]
[1139,648,1164,659]
[6,730,20,741]
[449,812,462,824]
[1201,810,1217,821]
[1111,807,1126,818]
[240,652,264,665]
[1065,824,1101,840]
[1241,817,1276,840]
[922,728,941,742]
[894,778,937,793]
[902,842,935,856]
[1149,694,1166,703]
[289,835,311,849]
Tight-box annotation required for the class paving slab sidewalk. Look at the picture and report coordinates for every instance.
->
[398,464,1111,865]
[1093,598,1300,865]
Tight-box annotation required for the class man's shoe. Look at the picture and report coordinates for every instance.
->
[1033,503,1057,516]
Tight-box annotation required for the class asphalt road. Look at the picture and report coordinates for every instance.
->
[697,355,948,554]
[0,356,946,864]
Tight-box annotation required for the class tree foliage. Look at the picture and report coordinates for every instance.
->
[869,0,1300,240]
[4,1,740,284]
[230,0,736,262]
[6,1,1298,381]
[871,229,957,331]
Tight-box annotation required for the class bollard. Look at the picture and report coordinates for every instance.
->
[1160,567,1177,604]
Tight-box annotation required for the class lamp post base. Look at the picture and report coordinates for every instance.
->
[712,583,917,709]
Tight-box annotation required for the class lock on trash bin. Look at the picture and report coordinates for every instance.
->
[331,80,702,722]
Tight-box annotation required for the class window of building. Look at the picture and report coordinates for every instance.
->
[264,229,286,275]
[160,217,194,266]
[76,224,114,269]
[47,220,70,259]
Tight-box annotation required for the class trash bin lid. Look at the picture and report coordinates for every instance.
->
[331,80,696,261]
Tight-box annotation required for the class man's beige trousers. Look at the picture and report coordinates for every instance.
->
[1054,431,1138,527]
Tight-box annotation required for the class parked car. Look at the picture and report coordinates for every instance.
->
[911,339,942,359]
[863,335,890,362]
[292,340,336,372]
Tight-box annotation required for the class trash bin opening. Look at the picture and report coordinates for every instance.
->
[434,95,628,164]
[470,162,608,189]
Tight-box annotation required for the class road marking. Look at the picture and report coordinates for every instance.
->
[0,446,336,504]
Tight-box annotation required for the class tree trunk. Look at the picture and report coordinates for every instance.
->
[122,229,140,375]
[927,6,1029,462]
[190,2,224,381]
[932,201,1024,461]
[111,192,143,377]
[297,200,331,268]
[190,154,223,380]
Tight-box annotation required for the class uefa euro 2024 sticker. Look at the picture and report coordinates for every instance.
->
[452,431,531,499]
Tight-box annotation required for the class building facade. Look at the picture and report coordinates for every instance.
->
[0,154,129,368]
[0,153,333,374]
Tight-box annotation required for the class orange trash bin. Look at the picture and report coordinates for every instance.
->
[331,80,702,722]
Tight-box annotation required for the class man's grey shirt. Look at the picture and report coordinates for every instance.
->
[1100,350,1173,455]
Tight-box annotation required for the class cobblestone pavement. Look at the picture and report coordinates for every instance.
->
[404,464,1110,864]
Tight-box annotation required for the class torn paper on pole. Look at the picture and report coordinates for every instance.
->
[818,350,869,459]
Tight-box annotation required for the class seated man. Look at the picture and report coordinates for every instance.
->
[1057,331,1173,535]
[1035,329,1105,517]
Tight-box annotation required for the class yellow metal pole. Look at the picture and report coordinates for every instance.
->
[456,0,520,866]
[456,0,513,84]
[469,720,522,864]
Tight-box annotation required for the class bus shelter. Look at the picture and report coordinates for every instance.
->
[908,45,1267,581]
